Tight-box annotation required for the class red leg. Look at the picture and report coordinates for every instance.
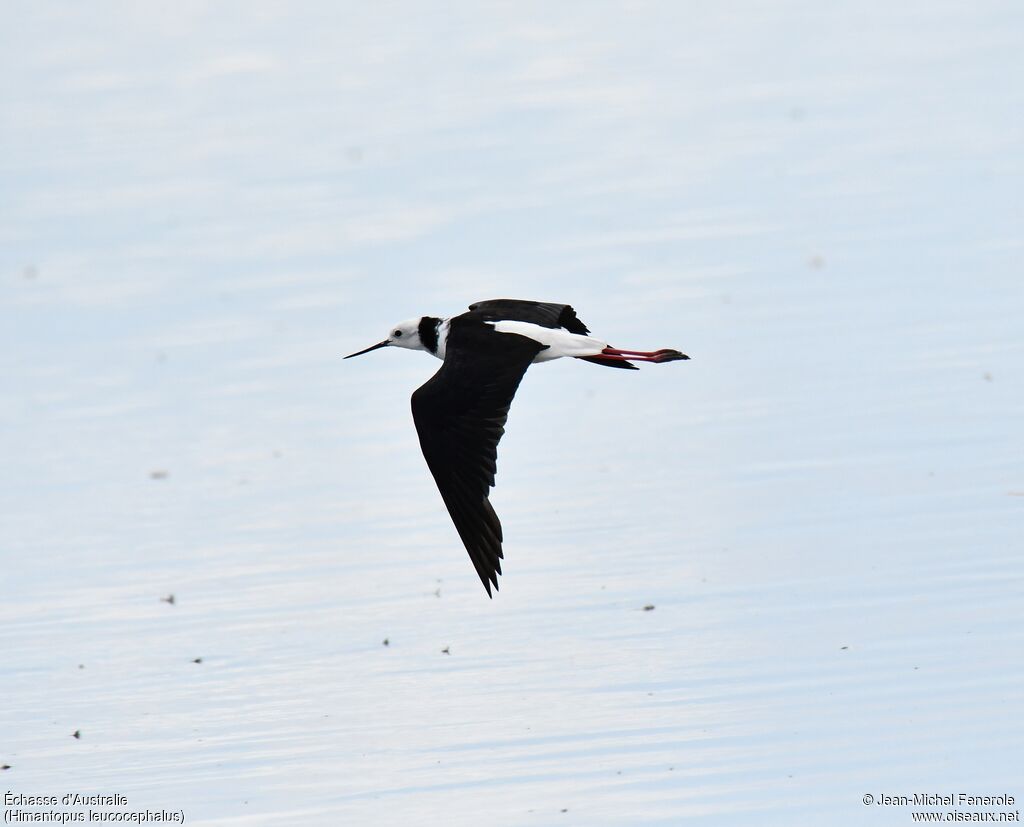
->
[602,347,689,363]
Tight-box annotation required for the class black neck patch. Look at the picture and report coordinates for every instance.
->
[418,316,441,355]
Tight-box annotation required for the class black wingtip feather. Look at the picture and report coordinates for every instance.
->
[578,355,640,370]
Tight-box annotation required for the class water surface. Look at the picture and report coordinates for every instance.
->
[2,2,1022,824]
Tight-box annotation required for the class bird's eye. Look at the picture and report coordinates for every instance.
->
[393,330,402,338]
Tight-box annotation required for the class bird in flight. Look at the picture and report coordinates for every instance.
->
[345,299,688,596]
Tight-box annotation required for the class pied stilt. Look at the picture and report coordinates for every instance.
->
[345,298,689,596]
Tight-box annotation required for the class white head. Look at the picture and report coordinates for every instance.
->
[386,318,426,351]
[344,317,430,359]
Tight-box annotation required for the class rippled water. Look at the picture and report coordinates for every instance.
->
[3,2,1022,824]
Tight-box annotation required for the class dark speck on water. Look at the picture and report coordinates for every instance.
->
[192,657,203,664]
[161,594,175,605]
[382,638,389,646]
[643,605,655,611]
[72,730,81,739]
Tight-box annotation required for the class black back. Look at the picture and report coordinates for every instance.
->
[410,317,545,596]
[468,299,591,335]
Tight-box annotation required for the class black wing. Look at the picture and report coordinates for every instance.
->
[410,321,545,596]
[470,299,640,370]
[468,299,591,335]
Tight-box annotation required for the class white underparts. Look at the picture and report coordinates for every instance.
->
[488,320,608,362]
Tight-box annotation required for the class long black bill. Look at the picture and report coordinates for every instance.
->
[344,340,390,359]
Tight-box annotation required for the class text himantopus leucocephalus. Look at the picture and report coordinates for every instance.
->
[345,298,689,596]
